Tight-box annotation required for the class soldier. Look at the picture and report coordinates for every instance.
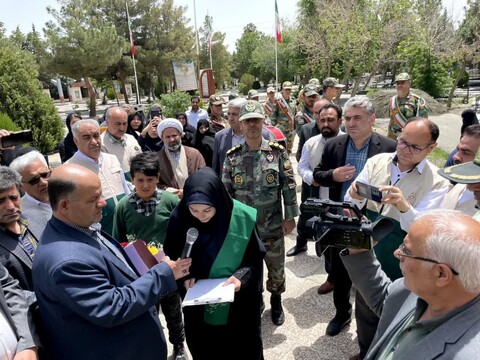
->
[388,73,428,140]
[222,100,298,326]
[309,78,321,93]
[270,81,297,153]
[208,94,228,132]
[263,87,277,123]
[247,89,260,101]
[322,77,345,103]
[294,84,319,136]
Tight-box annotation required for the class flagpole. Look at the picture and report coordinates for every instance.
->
[274,0,281,93]
[275,34,278,93]
[193,0,201,91]
[126,2,140,105]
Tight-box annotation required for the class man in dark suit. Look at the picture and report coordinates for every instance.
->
[0,167,37,299]
[212,98,273,175]
[0,263,40,359]
[32,163,192,360]
[313,96,396,340]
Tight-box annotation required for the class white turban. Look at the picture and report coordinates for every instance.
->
[157,118,183,139]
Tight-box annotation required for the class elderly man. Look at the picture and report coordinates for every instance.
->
[439,147,480,221]
[32,163,191,360]
[185,95,208,128]
[222,100,298,326]
[346,118,451,359]
[156,119,205,198]
[68,119,130,236]
[342,209,480,359]
[294,84,319,137]
[10,151,52,240]
[0,167,38,309]
[100,106,142,180]
[388,73,428,140]
[0,263,40,360]
[313,96,396,338]
[438,125,480,216]
[212,98,273,175]
[322,77,345,103]
[270,81,297,153]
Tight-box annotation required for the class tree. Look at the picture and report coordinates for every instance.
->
[235,23,264,78]
[0,37,64,153]
[44,0,126,116]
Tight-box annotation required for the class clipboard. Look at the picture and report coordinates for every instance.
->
[182,278,235,307]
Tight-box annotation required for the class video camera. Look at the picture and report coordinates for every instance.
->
[300,198,393,256]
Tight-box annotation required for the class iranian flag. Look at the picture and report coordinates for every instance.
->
[275,0,282,43]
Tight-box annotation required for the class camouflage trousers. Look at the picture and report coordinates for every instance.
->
[262,235,286,295]
[273,121,295,153]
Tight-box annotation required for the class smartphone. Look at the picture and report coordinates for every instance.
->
[150,110,161,119]
[1,130,33,148]
[356,181,383,202]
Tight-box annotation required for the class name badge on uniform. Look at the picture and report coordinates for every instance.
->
[266,154,274,163]
[234,174,243,185]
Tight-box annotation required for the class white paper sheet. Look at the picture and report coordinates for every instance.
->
[182,278,235,307]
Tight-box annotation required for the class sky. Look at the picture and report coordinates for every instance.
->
[0,0,468,53]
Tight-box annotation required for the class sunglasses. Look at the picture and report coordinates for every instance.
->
[24,170,52,186]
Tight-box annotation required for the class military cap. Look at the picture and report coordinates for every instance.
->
[282,81,293,90]
[303,84,319,97]
[323,77,345,88]
[209,94,225,105]
[438,148,480,184]
[266,86,276,93]
[239,100,265,121]
[308,78,320,87]
[394,73,411,82]
[248,89,259,99]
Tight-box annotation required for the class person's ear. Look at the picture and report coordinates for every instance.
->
[435,264,454,288]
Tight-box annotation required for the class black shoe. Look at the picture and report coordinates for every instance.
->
[270,294,285,326]
[173,344,188,360]
[286,244,307,257]
[326,316,351,336]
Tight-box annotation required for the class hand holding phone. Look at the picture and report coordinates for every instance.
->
[0,130,33,149]
[355,181,383,203]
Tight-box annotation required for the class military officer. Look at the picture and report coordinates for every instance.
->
[388,72,428,139]
[263,86,277,121]
[294,84,319,136]
[222,100,298,326]
[270,81,297,153]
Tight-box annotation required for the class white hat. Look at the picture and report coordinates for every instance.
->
[157,118,183,138]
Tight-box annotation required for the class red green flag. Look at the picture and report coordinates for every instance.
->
[275,0,282,43]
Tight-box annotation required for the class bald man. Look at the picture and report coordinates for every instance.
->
[32,164,191,360]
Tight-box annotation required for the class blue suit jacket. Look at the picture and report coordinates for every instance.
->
[32,217,177,360]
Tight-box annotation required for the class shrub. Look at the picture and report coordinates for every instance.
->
[106,87,116,100]
[159,90,191,118]
[0,113,20,131]
[237,83,248,95]
[239,73,255,89]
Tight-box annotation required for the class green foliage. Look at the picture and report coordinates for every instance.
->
[0,113,19,131]
[0,39,64,153]
[106,88,116,100]
[427,147,449,168]
[239,74,255,89]
[252,81,261,90]
[237,83,248,95]
[160,90,191,118]
[454,68,469,88]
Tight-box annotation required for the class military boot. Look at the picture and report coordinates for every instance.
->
[270,294,285,326]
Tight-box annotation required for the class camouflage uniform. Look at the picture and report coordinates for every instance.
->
[294,105,315,137]
[388,93,428,139]
[270,95,297,153]
[222,139,298,295]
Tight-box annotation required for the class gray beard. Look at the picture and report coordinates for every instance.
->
[166,143,181,152]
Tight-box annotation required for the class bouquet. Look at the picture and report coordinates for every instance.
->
[121,235,165,275]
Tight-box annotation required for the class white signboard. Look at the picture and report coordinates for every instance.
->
[173,60,198,91]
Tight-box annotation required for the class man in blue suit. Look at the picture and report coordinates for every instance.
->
[32,163,192,360]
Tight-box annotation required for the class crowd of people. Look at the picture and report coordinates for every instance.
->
[0,73,480,360]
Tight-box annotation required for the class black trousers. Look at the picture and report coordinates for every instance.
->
[355,290,380,358]
[330,247,352,319]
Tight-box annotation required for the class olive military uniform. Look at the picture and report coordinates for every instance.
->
[222,139,298,295]
[270,95,297,153]
[388,92,428,139]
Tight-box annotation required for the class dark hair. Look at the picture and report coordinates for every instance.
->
[409,117,440,142]
[461,109,479,135]
[126,111,144,139]
[130,152,160,178]
[319,103,343,119]
[48,177,77,211]
[462,124,480,139]
[191,96,200,102]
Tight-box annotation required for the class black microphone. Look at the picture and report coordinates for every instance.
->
[181,228,199,258]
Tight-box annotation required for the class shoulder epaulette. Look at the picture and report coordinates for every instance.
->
[226,144,242,155]
[268,141,285,151]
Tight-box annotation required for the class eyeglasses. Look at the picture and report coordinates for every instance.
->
[24,170,52,186]
[397,137,433,154]
[397,244,459,276]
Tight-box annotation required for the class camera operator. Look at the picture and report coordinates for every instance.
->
[345,118,450,358]
[341,209,480,360]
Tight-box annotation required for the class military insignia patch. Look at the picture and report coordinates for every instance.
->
[234,174,243,185]
[266,173,275,184]
[245,101,256,112]
[284,160,291,169]
[266,154,274,162]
